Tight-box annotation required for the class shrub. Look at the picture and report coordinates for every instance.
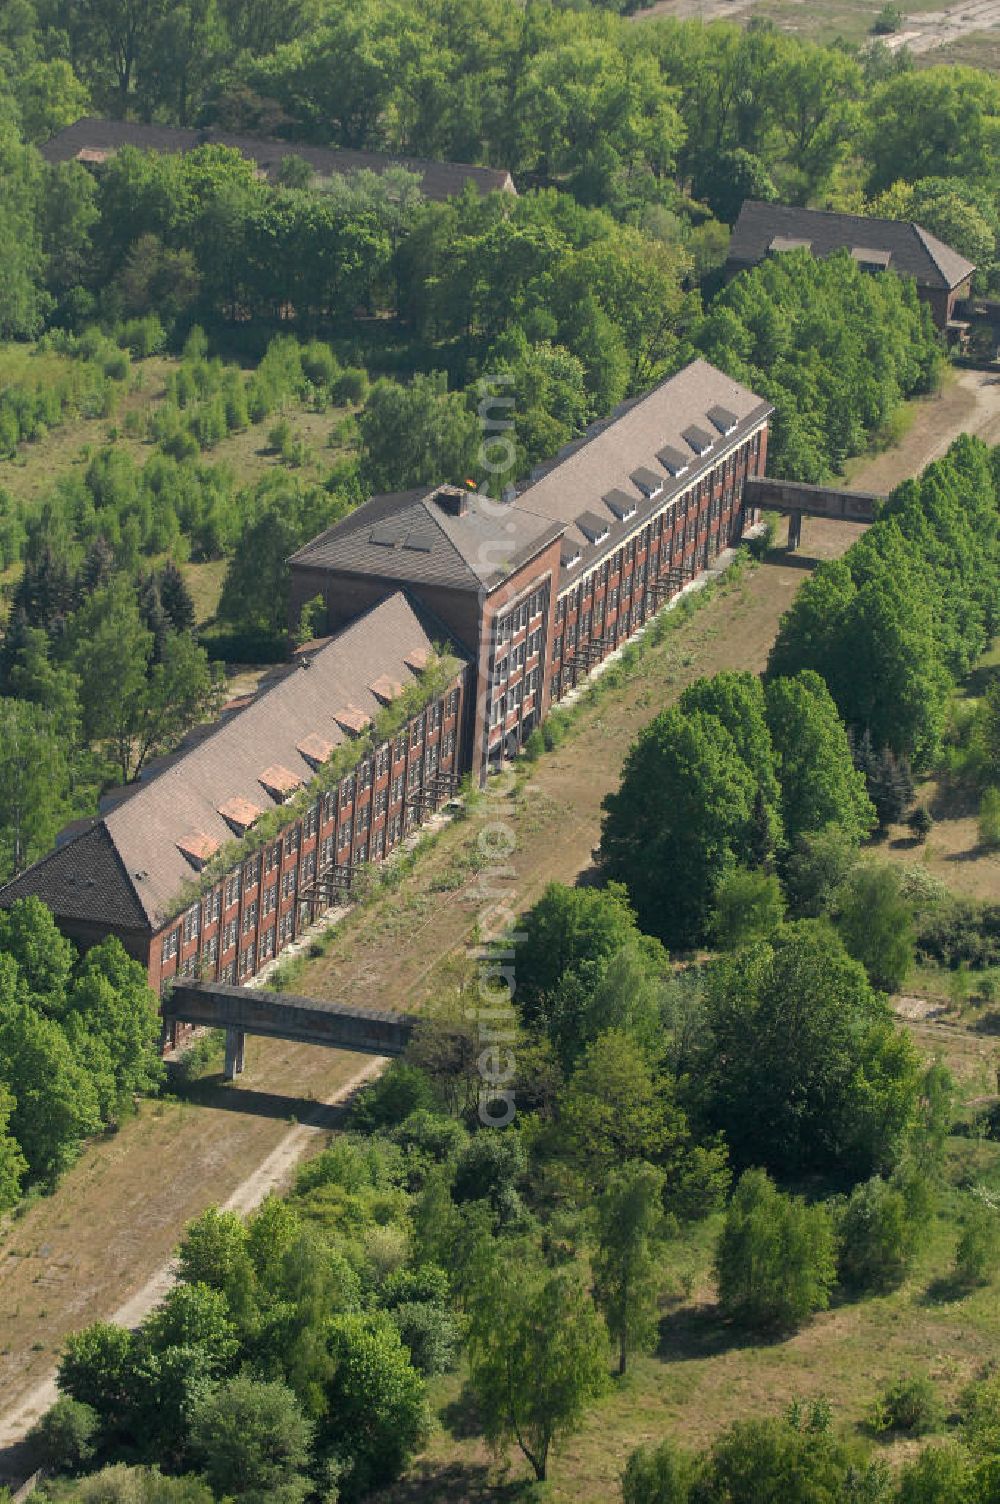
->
[388,1300,460,1376]
[954,1201,999,1288]
[622,1437,697,1504]
[102,349,130,383]
[267,417,292,454]
[349,1062,437,1130]
[871,1373,942,1435]
[909,805,933,842]
[837,1174,928,1293]
[118,316,166,358]
[896,1443,976,1504]
[301,341,340,389]
[523,727,545,761]
[332,366,369,404]
[873,2,903,31]
[28,1396,98,1473]
[715,1169,837,1331]
[979,787,1000,849]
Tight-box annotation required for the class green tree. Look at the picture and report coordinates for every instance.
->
[592,1160,667,1375]
[557,1029,685,1184]
[358,373,480,492]
[0,1001,102,1185]
[701,923,921,1179]
[710,868,785,950]
[0,1085,27,1212]
[189,1375,313,1504]
[600,706,759,948]
[64,940,163,1112]
[28,1396,98,1476]
[130,631,223,778]
[837,1174,930,1292]
[466,1257,609,1482]
[765,672,875,848]
[836,864,914,993]
[319,1314,429,1498]
[0,696,75,881]
[715,1170,837,1331]
[953,1201,1000,1289]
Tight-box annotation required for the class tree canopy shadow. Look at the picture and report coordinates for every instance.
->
[439,1381,485,1441]
[656,1303,785,1363]
[373,1461,533,1503]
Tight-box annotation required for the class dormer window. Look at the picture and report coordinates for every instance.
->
[576,511,610,545]
[657,444,689,477]
[217,797,261,835]
[682,425,714,456]
[707,405,738,436]
[259,765,302,803]
[560,541,582,570]
[297,733,335,769]
[369,675,404,704]
[630,466,663,500]
[851,246,891,274]
[334,705,372,736]
[604,487,637,523]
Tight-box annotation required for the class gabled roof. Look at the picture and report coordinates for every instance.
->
[0,594,467,932]
[289,485,563,594]
[39,118,515,202]
[0,824,151,933]
[512,359,771,574]
[728,200,975,291]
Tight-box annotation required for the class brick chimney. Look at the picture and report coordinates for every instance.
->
[436,485,469,517]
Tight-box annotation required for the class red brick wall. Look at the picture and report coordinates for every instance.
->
[150,666,469,1005]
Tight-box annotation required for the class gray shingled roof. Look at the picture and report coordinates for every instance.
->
[0,824,152,933]
[514,359,771,576]
[727,200,975,291]
[290,486,563,595]
[39,118,514,201]
[0,594,467,931]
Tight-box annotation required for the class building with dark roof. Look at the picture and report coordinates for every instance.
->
[0,594,470,1013]
[39,118,515,201]
[726,200,975,329]
[2,358,771,1009]
[292,358,772,779]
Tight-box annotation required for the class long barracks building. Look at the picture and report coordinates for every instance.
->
[1,359,770,1008]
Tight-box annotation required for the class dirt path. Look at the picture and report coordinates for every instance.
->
[887,0,1000,53]
[0,372,996,1461]
[0,1055,384,1461]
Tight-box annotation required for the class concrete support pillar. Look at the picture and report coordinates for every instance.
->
[787,511,803,552]
[224,1026,246,1079]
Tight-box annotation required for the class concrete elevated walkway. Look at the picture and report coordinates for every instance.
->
[745,475,883,549]
[163,981,417,1078]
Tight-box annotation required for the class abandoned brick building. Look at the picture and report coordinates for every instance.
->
[0,358,770,1003]
[726,200,976,331]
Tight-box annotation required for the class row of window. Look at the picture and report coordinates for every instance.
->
[161,690,462,975]
[557,436,758,606]
[495,589,546,644]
